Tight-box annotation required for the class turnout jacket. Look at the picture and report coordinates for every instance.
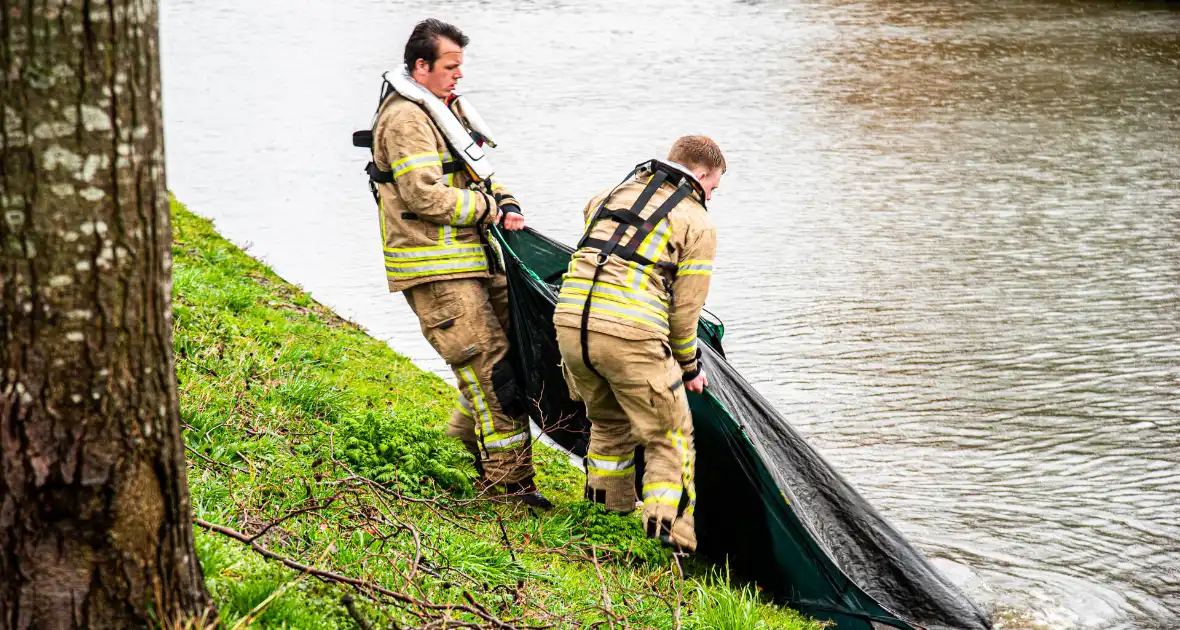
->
[372,93,518,292]
[553,166,716,376]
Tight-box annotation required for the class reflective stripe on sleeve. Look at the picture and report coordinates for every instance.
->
[392,152,443,178]
[678,259,713,276]
[670,333,697,361]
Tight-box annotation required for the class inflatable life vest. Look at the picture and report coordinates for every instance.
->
[352,65,496,186]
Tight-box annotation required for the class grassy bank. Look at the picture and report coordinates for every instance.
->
[173,199,823,629]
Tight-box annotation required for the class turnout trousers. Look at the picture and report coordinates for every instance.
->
[403,273,534,485]
[554,325,697,551]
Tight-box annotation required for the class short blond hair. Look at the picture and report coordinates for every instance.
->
[667,135,726,174]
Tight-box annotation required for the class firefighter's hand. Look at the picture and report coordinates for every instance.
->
[685,371,708,394]
[497,198,526,231]
[501,211,526,231]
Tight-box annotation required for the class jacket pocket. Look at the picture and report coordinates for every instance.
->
[559,360,583,402]
[419,300,478,365]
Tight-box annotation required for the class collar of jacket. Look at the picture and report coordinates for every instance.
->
[640,159,708,209]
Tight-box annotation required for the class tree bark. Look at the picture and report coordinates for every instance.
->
[1,0,212,627]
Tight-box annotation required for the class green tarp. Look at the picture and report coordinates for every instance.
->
[496,227,992,630]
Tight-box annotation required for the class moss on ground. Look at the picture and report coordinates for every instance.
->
[174,199,824,629]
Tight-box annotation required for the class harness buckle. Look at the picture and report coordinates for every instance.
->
[593,251,610,267]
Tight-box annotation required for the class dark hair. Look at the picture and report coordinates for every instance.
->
[403,19,469,71]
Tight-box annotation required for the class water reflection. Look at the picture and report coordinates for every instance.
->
[160,0,1180,627]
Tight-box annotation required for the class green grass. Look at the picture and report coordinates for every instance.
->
[173,198,824,629]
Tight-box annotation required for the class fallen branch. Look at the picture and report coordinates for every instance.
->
[194,518,549,630]
[185,444,248,474]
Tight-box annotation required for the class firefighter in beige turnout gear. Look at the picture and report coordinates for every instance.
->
[358,19,549,506]
[554,137,725,551]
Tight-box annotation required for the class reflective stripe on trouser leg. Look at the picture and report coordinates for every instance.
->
[554,327,698,550]
[447,394,479,456]
[583,403,639,513]
[552,327,639,512]
[585,448,638,512]
[410,278,534,485]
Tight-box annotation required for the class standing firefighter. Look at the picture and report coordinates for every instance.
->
[355,19,550,507]
[554,137,724,551]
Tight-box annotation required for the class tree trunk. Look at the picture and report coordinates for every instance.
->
[1,0,212,627]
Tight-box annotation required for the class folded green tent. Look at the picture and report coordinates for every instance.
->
[495,227,992,630]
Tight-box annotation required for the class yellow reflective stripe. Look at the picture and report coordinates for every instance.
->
[668,428,696,513]
[485,429,529,452]
[555,303,670,332]
[642,482,682,507]
[649,220,674,261]
[460,366,495,444]
[392,152,443,178]
[385,248,484,262]
[384,243,484,255]
[670,334,697,358]
[587,467,632,478]
[558,286,668,318]
[637,218,671,263]
[377,197,387,242]
[386,255,486,268]
[679,259,713,276]
[391,152,438,169]
[457,394,474,417]
[587,451,635,462]
[555,296,670,332]
[385,258,487,277]
[562,277,669,309]
[453,189,466,224]
[587,452,636,475]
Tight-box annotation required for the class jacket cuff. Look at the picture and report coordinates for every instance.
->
[477,192,498,224]
[680,349,702,381]
[494,191,521,211]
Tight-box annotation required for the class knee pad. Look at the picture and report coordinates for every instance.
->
[491,359,527,418]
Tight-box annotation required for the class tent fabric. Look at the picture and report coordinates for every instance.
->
[496,227,991,630]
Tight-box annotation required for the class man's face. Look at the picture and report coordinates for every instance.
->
[412,37,464,99]
[696,168,723,201]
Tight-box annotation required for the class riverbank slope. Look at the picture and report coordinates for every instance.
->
[174,200,822,629]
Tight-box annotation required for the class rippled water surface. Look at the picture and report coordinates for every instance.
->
[160,1,1180,627]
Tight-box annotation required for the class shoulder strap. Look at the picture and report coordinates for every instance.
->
[576,176,692,377]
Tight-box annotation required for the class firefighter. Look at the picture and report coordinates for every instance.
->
[366,19,549,507]
[553,136,724,550]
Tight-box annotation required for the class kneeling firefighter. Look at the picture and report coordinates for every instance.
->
[353,18,550,508]
[553,136,724,551]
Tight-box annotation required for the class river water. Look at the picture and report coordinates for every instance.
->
[158,1,1180,627]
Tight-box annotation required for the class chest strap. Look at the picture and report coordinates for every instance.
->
[365,159,462,185]
[578,172,693,377]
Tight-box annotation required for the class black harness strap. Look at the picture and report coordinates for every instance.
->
[579,174,693,377]
[366,159,461,185]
